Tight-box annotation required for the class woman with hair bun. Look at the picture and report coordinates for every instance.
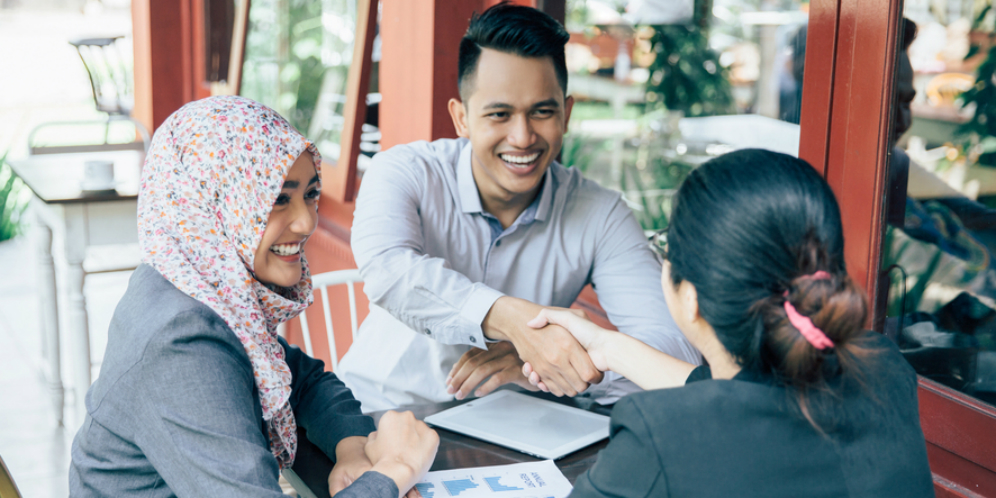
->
[524,149,934,497]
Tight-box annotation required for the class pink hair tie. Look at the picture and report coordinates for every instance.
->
[783,270,835,350]
[805,270,831,281]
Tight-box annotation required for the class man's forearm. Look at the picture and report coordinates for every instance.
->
[482,296,537,342]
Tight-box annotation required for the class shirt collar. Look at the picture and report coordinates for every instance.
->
[457,141,556,222]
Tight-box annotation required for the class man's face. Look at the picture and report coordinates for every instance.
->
[449,48,573,202]
[893,51,916,145]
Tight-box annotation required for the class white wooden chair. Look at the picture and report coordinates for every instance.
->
[281,269,363,498]
[297,269,362,371]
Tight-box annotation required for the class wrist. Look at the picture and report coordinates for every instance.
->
[371,460,416,497]
[335,436,369,461]
[482,296,521,342]
[595,331,624,373]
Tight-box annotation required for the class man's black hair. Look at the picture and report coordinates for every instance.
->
[900,17,917,52]
[457,3,570,100]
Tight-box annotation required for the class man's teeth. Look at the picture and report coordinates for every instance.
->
[270,243,301,256]
[500,152,541,165]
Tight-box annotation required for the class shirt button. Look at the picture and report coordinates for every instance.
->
[495,240,502,247]
[469,336,477,343]
[424,329,432,336]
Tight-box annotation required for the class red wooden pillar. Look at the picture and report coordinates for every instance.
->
[131,0,210,133]
[380,0,480,148]
[379,0,539,149]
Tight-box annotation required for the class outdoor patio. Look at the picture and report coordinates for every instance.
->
[0,234,130,497]
[0,3,133,495]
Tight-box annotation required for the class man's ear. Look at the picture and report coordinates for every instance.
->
[448,98,470,138]
[563,95,575,135]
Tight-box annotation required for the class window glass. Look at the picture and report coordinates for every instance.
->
[881,2,996,406]
[241,0,378,168]
[563,0,809,230]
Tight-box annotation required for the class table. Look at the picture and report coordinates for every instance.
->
[290,391,613,498]
[7,149,144,426]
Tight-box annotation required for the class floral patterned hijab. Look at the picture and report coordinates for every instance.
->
[138,95,320,468]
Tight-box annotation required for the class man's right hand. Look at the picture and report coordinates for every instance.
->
[482,296,603,397]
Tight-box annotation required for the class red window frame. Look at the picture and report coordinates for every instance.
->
[801,0,996,494]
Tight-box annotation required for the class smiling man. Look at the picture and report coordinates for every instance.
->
[337,4,701,411]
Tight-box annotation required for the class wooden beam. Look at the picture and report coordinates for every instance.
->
[211,0,251,96]
[131,0,205,132]
[380,0,484,150]
[329,0,378,203]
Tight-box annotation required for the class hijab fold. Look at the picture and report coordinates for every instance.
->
[138,96,320,468]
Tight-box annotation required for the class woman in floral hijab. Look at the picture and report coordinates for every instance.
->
[70,96,437,498]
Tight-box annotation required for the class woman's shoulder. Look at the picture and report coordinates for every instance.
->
[117,265,236,343]
[96,266,248,388]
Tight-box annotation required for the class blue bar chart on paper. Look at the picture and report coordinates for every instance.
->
[443,478,479,496]
[415,482,436,498]
[484,476,523,492]
[415,461,572,498]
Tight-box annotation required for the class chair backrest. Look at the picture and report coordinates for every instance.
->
[69,36,133,116]
[298,269,362,371]
[0,454,23,498]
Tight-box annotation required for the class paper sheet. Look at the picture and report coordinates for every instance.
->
[414,460,573,498]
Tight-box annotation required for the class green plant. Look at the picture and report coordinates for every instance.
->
[620,155,694,231]
[560,133,601,174]
[0,153,26,242]
[643,0,735,118]
[958,45,996,166]
[645,24,735,117]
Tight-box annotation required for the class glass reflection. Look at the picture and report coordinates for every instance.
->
[883,6,996,405]
[241,0,378,169]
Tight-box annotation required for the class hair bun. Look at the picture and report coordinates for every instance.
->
[759,269,868,387]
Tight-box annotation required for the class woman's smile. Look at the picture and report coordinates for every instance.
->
[269,241,305,262]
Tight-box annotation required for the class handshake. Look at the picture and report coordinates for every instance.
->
[446,296,617,399]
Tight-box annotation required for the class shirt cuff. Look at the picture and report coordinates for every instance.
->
[458,285,504,348]
[333,471,400,498]
[307,413,377,456]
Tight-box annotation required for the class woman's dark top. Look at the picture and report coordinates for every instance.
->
[69,264,395,498]
[571,331,934,497]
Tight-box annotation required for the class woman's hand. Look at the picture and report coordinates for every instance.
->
[522,308,617,391]
[328,436,373,496]
[365,411,439,498]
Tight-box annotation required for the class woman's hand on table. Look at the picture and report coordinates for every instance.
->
[365,410,439,498]
[523,308,616,392]
[328,436,374,495]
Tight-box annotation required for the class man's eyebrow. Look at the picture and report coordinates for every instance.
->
[481,99,561,111]
[531,99,560,109]
[482,102,514,110]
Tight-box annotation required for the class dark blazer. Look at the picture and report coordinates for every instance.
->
[571,331,934,497]
[70,264,394,498]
